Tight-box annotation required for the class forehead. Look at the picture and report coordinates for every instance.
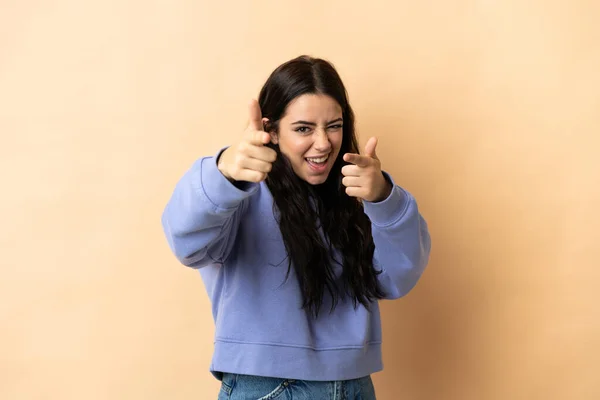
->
[282,94,342,120]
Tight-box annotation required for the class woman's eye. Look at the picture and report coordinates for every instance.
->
[295,126,311,134]
[328,124,343,130]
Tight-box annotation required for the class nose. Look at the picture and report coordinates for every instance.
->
[314,129,332,152]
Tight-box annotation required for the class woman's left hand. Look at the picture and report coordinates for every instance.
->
[342,137,393,203]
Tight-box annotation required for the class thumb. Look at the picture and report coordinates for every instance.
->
[247,99,263,131]
[364,137,378,159]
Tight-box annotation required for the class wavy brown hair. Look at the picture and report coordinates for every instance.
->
[259,56,386,317]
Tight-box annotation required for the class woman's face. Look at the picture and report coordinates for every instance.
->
[271,94,344,185]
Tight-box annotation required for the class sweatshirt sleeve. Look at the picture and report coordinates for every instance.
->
[363,172,431,299]
[161,149,259,268]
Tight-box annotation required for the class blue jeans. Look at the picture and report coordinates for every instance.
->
[217,373,377,400]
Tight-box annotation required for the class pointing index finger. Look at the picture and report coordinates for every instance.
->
[343,153,371,167]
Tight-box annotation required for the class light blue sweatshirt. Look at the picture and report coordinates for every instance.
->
[161,149,431,382]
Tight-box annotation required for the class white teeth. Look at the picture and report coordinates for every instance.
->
[306,156,328,163]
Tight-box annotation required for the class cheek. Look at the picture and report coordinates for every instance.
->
[283,137,312,158]
[332,132,344,152]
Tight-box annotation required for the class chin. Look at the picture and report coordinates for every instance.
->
[302,174,329,185]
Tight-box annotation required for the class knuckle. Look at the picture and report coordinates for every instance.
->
[246,172,257,182]
[234,154,244,166]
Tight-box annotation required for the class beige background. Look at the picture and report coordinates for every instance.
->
[2,1,599,399]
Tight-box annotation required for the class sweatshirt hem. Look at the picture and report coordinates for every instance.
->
[210,339,383,382]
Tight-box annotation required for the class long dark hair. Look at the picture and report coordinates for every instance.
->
[258,55,386,317]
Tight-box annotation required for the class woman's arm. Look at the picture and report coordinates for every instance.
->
[161,149,259,268]
[363,175,431,299]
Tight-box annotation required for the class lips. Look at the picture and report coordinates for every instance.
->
[305,154,329,163]
[305,153,331,174]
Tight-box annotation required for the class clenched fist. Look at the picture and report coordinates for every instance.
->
[342,137,392,202]
[218,99,278,183]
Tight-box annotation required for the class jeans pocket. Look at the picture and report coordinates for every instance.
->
[256,379,293,400]
[224,374,293,400]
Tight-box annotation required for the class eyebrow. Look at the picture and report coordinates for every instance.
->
[291,118,343,126]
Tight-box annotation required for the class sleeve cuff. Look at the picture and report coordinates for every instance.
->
[198,147,259,209]
[363,171,412,226]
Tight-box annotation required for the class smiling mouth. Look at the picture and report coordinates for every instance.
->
[305,155,329,164]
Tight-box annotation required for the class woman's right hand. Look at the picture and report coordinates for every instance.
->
[217,99,278,183]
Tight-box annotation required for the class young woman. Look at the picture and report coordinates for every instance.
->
[161,55,431,400]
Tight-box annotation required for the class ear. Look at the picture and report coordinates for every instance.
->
[263,117,279,144]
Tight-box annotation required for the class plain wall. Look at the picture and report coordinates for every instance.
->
[2,1,599,399]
